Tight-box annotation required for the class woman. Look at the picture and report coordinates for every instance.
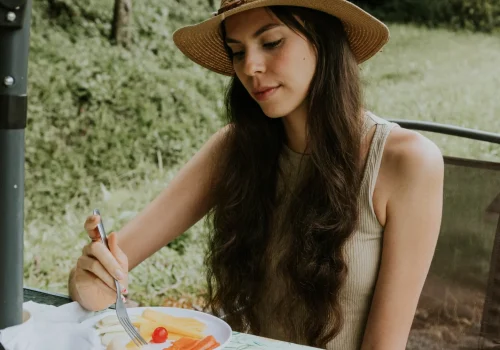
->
[68,1,444,349]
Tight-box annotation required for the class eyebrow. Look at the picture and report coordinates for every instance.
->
[225,23,283,44]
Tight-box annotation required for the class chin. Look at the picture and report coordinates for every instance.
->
[260,105,291,119]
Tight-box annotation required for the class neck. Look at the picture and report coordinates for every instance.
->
[282,104,309,154]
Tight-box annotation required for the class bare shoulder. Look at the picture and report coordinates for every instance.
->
[383,126,444,191]
[202,124,233,154]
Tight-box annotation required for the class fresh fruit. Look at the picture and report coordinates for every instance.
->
[152,326,169,343]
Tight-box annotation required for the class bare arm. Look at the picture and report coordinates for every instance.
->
[360,131,444,350]
[119,126,228,270]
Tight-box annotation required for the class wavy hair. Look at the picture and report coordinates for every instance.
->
[205,6,364,348]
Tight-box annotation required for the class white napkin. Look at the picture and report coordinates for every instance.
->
[0,301,104,350]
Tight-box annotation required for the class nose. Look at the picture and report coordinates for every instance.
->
[242,49,265,77]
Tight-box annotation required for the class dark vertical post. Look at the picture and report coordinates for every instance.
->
[0,0,32,329]
[480,196,500,346]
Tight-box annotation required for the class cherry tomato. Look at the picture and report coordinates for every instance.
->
[151,326,168,343]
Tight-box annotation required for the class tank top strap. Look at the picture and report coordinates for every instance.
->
[360,111,400,199]
[361,111,377,138]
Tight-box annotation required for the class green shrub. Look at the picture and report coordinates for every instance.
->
[26,0,227,222]
[352,0,500,32]
[449,0,500,32]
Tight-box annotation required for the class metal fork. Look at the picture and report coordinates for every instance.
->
[93,209,148,348]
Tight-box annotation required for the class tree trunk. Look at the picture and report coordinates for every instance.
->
[111,0,132,47]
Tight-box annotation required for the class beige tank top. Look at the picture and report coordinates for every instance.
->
[254,111,399,349]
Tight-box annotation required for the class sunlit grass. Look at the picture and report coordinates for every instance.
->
[362,24,500,161]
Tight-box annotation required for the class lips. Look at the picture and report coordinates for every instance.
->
[252,85,280,101]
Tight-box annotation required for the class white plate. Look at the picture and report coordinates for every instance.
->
[81,307,232,349]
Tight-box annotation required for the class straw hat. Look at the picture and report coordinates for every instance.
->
[173,0,390,76]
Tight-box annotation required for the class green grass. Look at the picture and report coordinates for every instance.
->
[25,23,500,306]
[362,25,500,162]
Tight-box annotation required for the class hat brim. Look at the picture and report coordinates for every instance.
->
[173,0,390,76]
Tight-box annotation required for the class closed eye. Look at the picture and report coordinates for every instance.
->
[264,39,283,49]
[231,39,283,61]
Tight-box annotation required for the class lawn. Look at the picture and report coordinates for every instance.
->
[362,24,500,162]
[24,23,500,307]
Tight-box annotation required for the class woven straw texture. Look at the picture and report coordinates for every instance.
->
[173,0,390,76]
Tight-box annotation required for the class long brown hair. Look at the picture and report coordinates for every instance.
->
[205,6,364,347]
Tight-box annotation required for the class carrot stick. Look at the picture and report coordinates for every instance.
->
[164,337,198,350]
[185,335,218,350]
[206,340,221,350]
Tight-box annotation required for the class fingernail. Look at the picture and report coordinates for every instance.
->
[122,287,128,295]
[115,269,125,280]
[121,295,127,303]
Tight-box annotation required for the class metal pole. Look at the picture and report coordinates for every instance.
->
[0,0,31,329]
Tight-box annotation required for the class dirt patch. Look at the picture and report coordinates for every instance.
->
[407,274,499,349]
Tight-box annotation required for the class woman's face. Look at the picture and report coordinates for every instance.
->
[224,8,317,118]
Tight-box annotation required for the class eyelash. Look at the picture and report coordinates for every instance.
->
[232,39,283,60]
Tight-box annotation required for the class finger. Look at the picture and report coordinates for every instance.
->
[82,242,127,284]
[84,215,100,241]
[77,255,116,291]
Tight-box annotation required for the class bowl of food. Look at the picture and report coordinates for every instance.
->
[81,307,232,350]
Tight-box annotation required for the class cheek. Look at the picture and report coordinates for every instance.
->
[299,54,316,82]
[300,45,317,81]
[278,49,316,95]
[272,47,297,77]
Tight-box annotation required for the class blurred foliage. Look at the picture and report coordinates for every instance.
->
[352,0,500,33]
[27,0,227,223]
[24,0,500,303]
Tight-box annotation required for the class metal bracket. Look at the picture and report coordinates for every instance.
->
[0,0,27,29]
[0,94,27,129]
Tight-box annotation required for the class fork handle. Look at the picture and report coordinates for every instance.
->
[93,209,120,301]
[114,279,122,303]
[93,209,110,250]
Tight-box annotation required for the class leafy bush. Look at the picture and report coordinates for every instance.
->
[27,0,227,222]
[449,0,500,32]
[352,0,500,32]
